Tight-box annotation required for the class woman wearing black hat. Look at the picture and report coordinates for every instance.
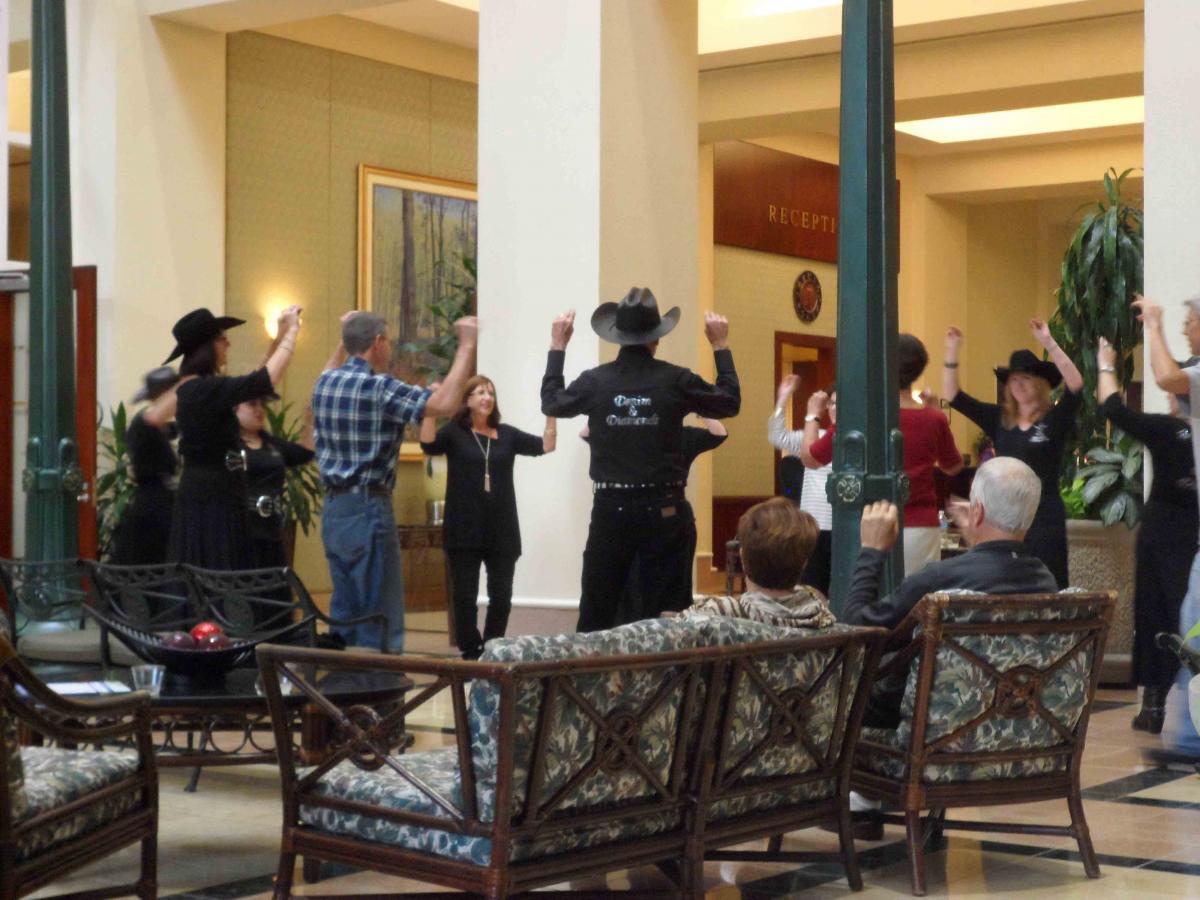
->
[110,366,182,565]
[166,305,303,569]
[942,319,1084,586]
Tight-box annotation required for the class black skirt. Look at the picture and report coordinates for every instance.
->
[168,466,253,570]
[111,484,175,565]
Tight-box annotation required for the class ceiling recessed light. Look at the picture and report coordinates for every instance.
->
[896,96,1143,144]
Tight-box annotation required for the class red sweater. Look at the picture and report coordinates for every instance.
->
[809,406,961,527]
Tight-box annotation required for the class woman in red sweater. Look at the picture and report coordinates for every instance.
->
[801,334,963,575]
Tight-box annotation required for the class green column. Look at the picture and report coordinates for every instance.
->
[827,0,906,610]
[24,0,80,561]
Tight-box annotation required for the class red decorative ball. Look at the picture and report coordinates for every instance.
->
[190,621,224,642]
[199,632,231,651]
[163,631,197,650]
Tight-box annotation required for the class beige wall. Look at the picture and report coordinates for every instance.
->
[224,31,476,590]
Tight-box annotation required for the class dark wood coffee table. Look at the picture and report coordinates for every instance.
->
[29,662,413,791]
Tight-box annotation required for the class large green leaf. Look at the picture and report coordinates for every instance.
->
[1085,447,1125,465]
[1080,469,1120,504]
[1100,491,1128,526]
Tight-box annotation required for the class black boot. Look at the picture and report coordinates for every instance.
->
[1132,686,1167,734]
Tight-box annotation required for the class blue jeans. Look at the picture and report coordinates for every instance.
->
[1163,551,1200,755]
[321,493,404,652]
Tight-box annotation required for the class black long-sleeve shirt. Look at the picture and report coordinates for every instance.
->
[1100,394,1197,511]
[541,345,739,484]
[842,541,1058,726]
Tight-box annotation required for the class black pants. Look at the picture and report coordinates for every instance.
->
[1024,496,1068,589]
[579,491,691,633]
[446,549,517,659]
[614,500,698,625]
[801,530,832,596]
[1134,503,1197,688]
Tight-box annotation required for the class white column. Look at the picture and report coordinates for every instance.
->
[66,0,225,411]
[478,0,699,616]
[1145,0,1200,413]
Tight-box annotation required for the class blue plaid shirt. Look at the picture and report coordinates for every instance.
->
[311,356,431,489]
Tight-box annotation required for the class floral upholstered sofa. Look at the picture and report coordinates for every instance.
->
[852,590,1115,896]
[0,617,158,899]
[259,614,885,898]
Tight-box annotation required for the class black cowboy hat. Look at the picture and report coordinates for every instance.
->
[132,366,181,403]
[591,287,680,346]
[164,308,245,363]
[994,349,1062,389]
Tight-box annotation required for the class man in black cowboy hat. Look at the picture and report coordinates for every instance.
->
[542,287,740,631]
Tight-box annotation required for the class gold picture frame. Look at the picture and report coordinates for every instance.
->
[357,165,478,461]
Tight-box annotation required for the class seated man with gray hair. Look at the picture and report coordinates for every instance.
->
[843,456,1057,728]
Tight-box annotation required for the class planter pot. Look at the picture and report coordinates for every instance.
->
[1066,518,1137,685]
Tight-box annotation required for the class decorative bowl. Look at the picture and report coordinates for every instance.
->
[85,607,316,681]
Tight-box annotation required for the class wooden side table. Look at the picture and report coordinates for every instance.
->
[396,524,457,644]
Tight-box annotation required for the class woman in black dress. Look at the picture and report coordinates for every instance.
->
[235,396,316,569]
[1097,338,1198,733]
[419,375,556,659]
[942,319,1084,587]
[165,305,303,569]
[111,367,181,564]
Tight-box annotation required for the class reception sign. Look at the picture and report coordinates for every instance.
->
[713,141,897,264]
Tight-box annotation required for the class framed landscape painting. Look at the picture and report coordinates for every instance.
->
[357,165,478,459]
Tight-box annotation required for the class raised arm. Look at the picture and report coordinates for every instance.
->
[1135,295,1191,395]
[322,311,357,372]
[265,305,302,387]
[1031,317,1083,394]
[768,374,805,456]
[423,317,478,417]
[942,326,963,402]
[543,416,557,453]
[541,310,593,418]
[798,391,829,469]
[1096,337,1120,406]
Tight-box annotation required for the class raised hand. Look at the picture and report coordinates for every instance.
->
[860,501,900,552]
[806,390,829,417]
[454,316,479,348]
[945,326,963,350]
[1029,317,1055,348]
[704,312,730,350]
[1132,294,1162,328]
[278,305,303,334]
[776,373,801,407]
[551,310,575,351]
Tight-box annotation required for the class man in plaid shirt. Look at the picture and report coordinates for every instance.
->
[312,311,477,651]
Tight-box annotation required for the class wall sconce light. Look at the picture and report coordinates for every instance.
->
[262,299,290,339]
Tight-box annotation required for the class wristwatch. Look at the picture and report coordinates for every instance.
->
[804,415,821,424]
[1099,366,1116,374]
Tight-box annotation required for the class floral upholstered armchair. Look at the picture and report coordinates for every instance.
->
[852,590,1115,896]
[0,617,158,899]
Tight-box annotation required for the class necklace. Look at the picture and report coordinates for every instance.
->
[471,430,492,493]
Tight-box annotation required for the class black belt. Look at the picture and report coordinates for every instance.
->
[326,484,391,499]
[593,481,684,494]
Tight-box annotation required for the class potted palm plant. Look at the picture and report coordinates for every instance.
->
[1049,167,1143,682]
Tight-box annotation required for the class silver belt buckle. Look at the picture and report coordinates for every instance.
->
[255,495,276,518]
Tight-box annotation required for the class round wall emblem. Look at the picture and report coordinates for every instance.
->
[793,270,822,323]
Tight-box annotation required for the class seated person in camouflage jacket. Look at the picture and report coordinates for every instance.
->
[843,456,1057,728]
[681,497,835,630]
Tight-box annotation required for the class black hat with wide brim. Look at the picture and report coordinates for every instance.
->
[590,287,680,345]
[164,308,246,364]
[994,349,1062,389]
[132,366,181,403]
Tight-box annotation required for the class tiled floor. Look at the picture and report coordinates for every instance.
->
[31,687,1200,899]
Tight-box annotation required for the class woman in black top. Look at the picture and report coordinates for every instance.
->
[942,319,1084,587]
[235,396,316,570]
[419,375,556,659]
[111,367,181,564]
[164,305,303,569]
[1098,338,1198,733]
